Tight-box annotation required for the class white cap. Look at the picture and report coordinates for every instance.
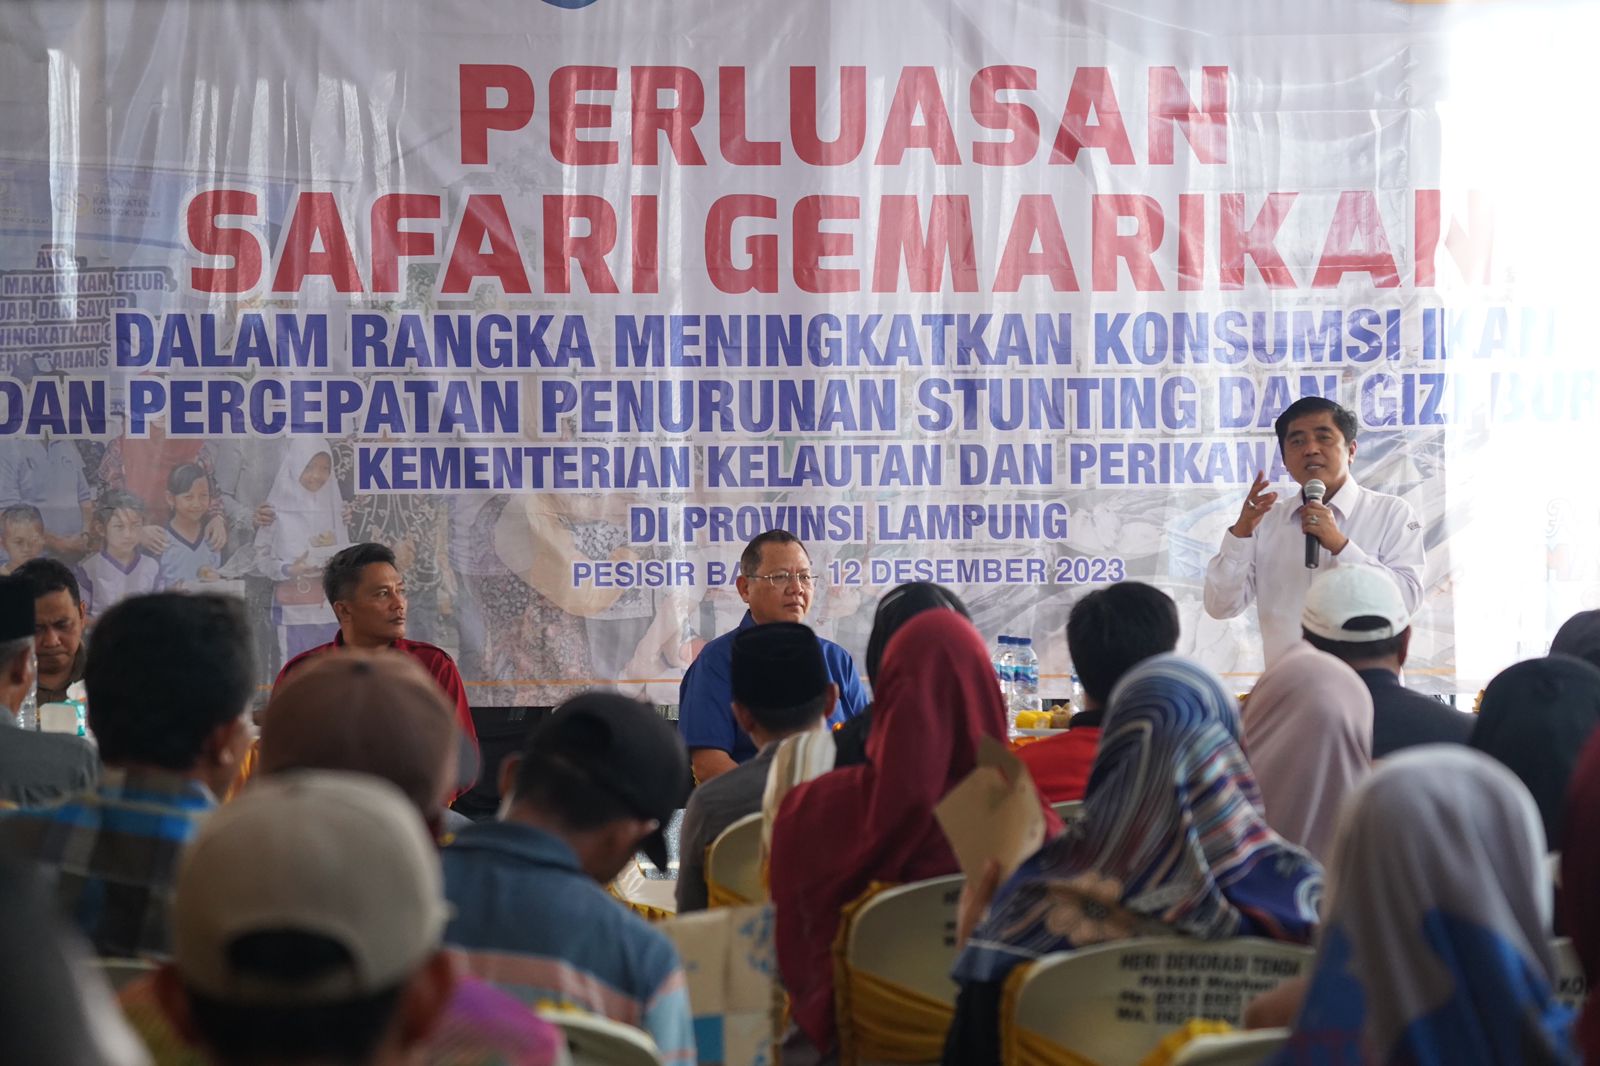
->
[1301,565,1411,643]
[172,771,450,1004]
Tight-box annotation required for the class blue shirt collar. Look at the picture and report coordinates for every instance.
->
[447,819,586,874]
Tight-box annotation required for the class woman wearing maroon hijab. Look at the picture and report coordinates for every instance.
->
[768,610,1058,1056]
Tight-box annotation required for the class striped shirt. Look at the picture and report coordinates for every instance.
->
[442,821,694,1065]
[0,767,215,959]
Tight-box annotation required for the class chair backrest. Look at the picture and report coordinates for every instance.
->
[1170,1028,1290,1066]
[541,1010,664,1066]
[1552,937,1589,1011]
[841,875,965,1066]
[94,957,156,992]
[1051,800,1085,825]
[847,874,965,1003]
[1011,938,1313,1066]
[706,812,763,907]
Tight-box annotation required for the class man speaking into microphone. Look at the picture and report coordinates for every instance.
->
[1204,397,1425,665]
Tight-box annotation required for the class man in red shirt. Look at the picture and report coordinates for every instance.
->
[275,542,479,770]
[1017,582,1180,802]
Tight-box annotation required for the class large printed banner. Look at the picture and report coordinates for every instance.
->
[1,0,1597,702]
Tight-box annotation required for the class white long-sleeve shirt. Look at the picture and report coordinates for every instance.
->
[1203,476,1425,665]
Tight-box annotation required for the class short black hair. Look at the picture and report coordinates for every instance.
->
[1066,582,1180,705]
[1273,397,1359,450]
[1302,615,1407,663]
[744,690,831,735]
[167,463,209,496]
[86,593,254,769]
[739,530,805,578]
[93,488,145,527]
[183,931,404,1066]
[322,542,396,606]
[12,558,80,607]
[512,750,634,830]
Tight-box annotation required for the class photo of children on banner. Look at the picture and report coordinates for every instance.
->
[78,490,158,620]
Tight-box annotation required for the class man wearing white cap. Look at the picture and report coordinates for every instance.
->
[1301,564,1470,757]
[151,772,458,1066]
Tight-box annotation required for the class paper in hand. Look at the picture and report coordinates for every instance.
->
[935,734,1049,882]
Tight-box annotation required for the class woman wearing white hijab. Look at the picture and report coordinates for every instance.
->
[1243,641,1373,862]
[257,437,348,662]
[1268,746,1574,1065]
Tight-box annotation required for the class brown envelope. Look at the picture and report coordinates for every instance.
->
[934,735,1049,882]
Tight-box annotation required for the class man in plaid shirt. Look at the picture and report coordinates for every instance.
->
[0,591,254,959]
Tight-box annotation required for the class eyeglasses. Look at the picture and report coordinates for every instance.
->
[747,570,820,589]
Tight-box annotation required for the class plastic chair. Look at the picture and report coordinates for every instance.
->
[1552,937,1588,1010]
[611,859,677,921]
[705,812,763,907]
[838,874,965,1065]
[541,1010,663,1066]
[1008,937,1313,1066]
[1170,1028,1290,1065]
[1051,800,1085,825]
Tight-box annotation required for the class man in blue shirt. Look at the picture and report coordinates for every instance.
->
[679,530,868,784]
[441,692,696,1064]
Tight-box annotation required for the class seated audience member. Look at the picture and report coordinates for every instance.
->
[0,503,46,575]
[0,575,97,807]
[760,582,970,863]
[1561,730,1600,1060]
[1301,564,1470,756]
[0,858,148,1066]
[440,692,695,1063]
[119,654,564,1066]
[0,592,254,958]
[274,542,478,753]
[1471,654,1600,848]
[677,622,834,913]
[1268,748,1572,1065]
[1016,581,1180,802]
[15,557,89,703]
[1242,642,1373,863]
[151,773,459,1066]
[832,581,969,768]
[156,466,221,591]
[944,655,1322,1066]
[259,652,460,837]
[771,611,1060,1059]
[678,529,867,784]
[80,490,160,620]
[1552,609,1600,674]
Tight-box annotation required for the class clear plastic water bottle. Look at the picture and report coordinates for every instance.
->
[1013,638,1041,715]
[992,635,1015,702]
[16,683,36,731]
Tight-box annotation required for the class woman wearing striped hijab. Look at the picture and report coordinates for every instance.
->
[943,654,1323,1066]
[1272,747,1573,1064]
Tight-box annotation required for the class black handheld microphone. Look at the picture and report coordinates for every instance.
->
[1303,478,1326,569]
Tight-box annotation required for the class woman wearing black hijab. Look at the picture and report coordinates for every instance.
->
[1470,653,1600,847]
[832,582,970,766]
